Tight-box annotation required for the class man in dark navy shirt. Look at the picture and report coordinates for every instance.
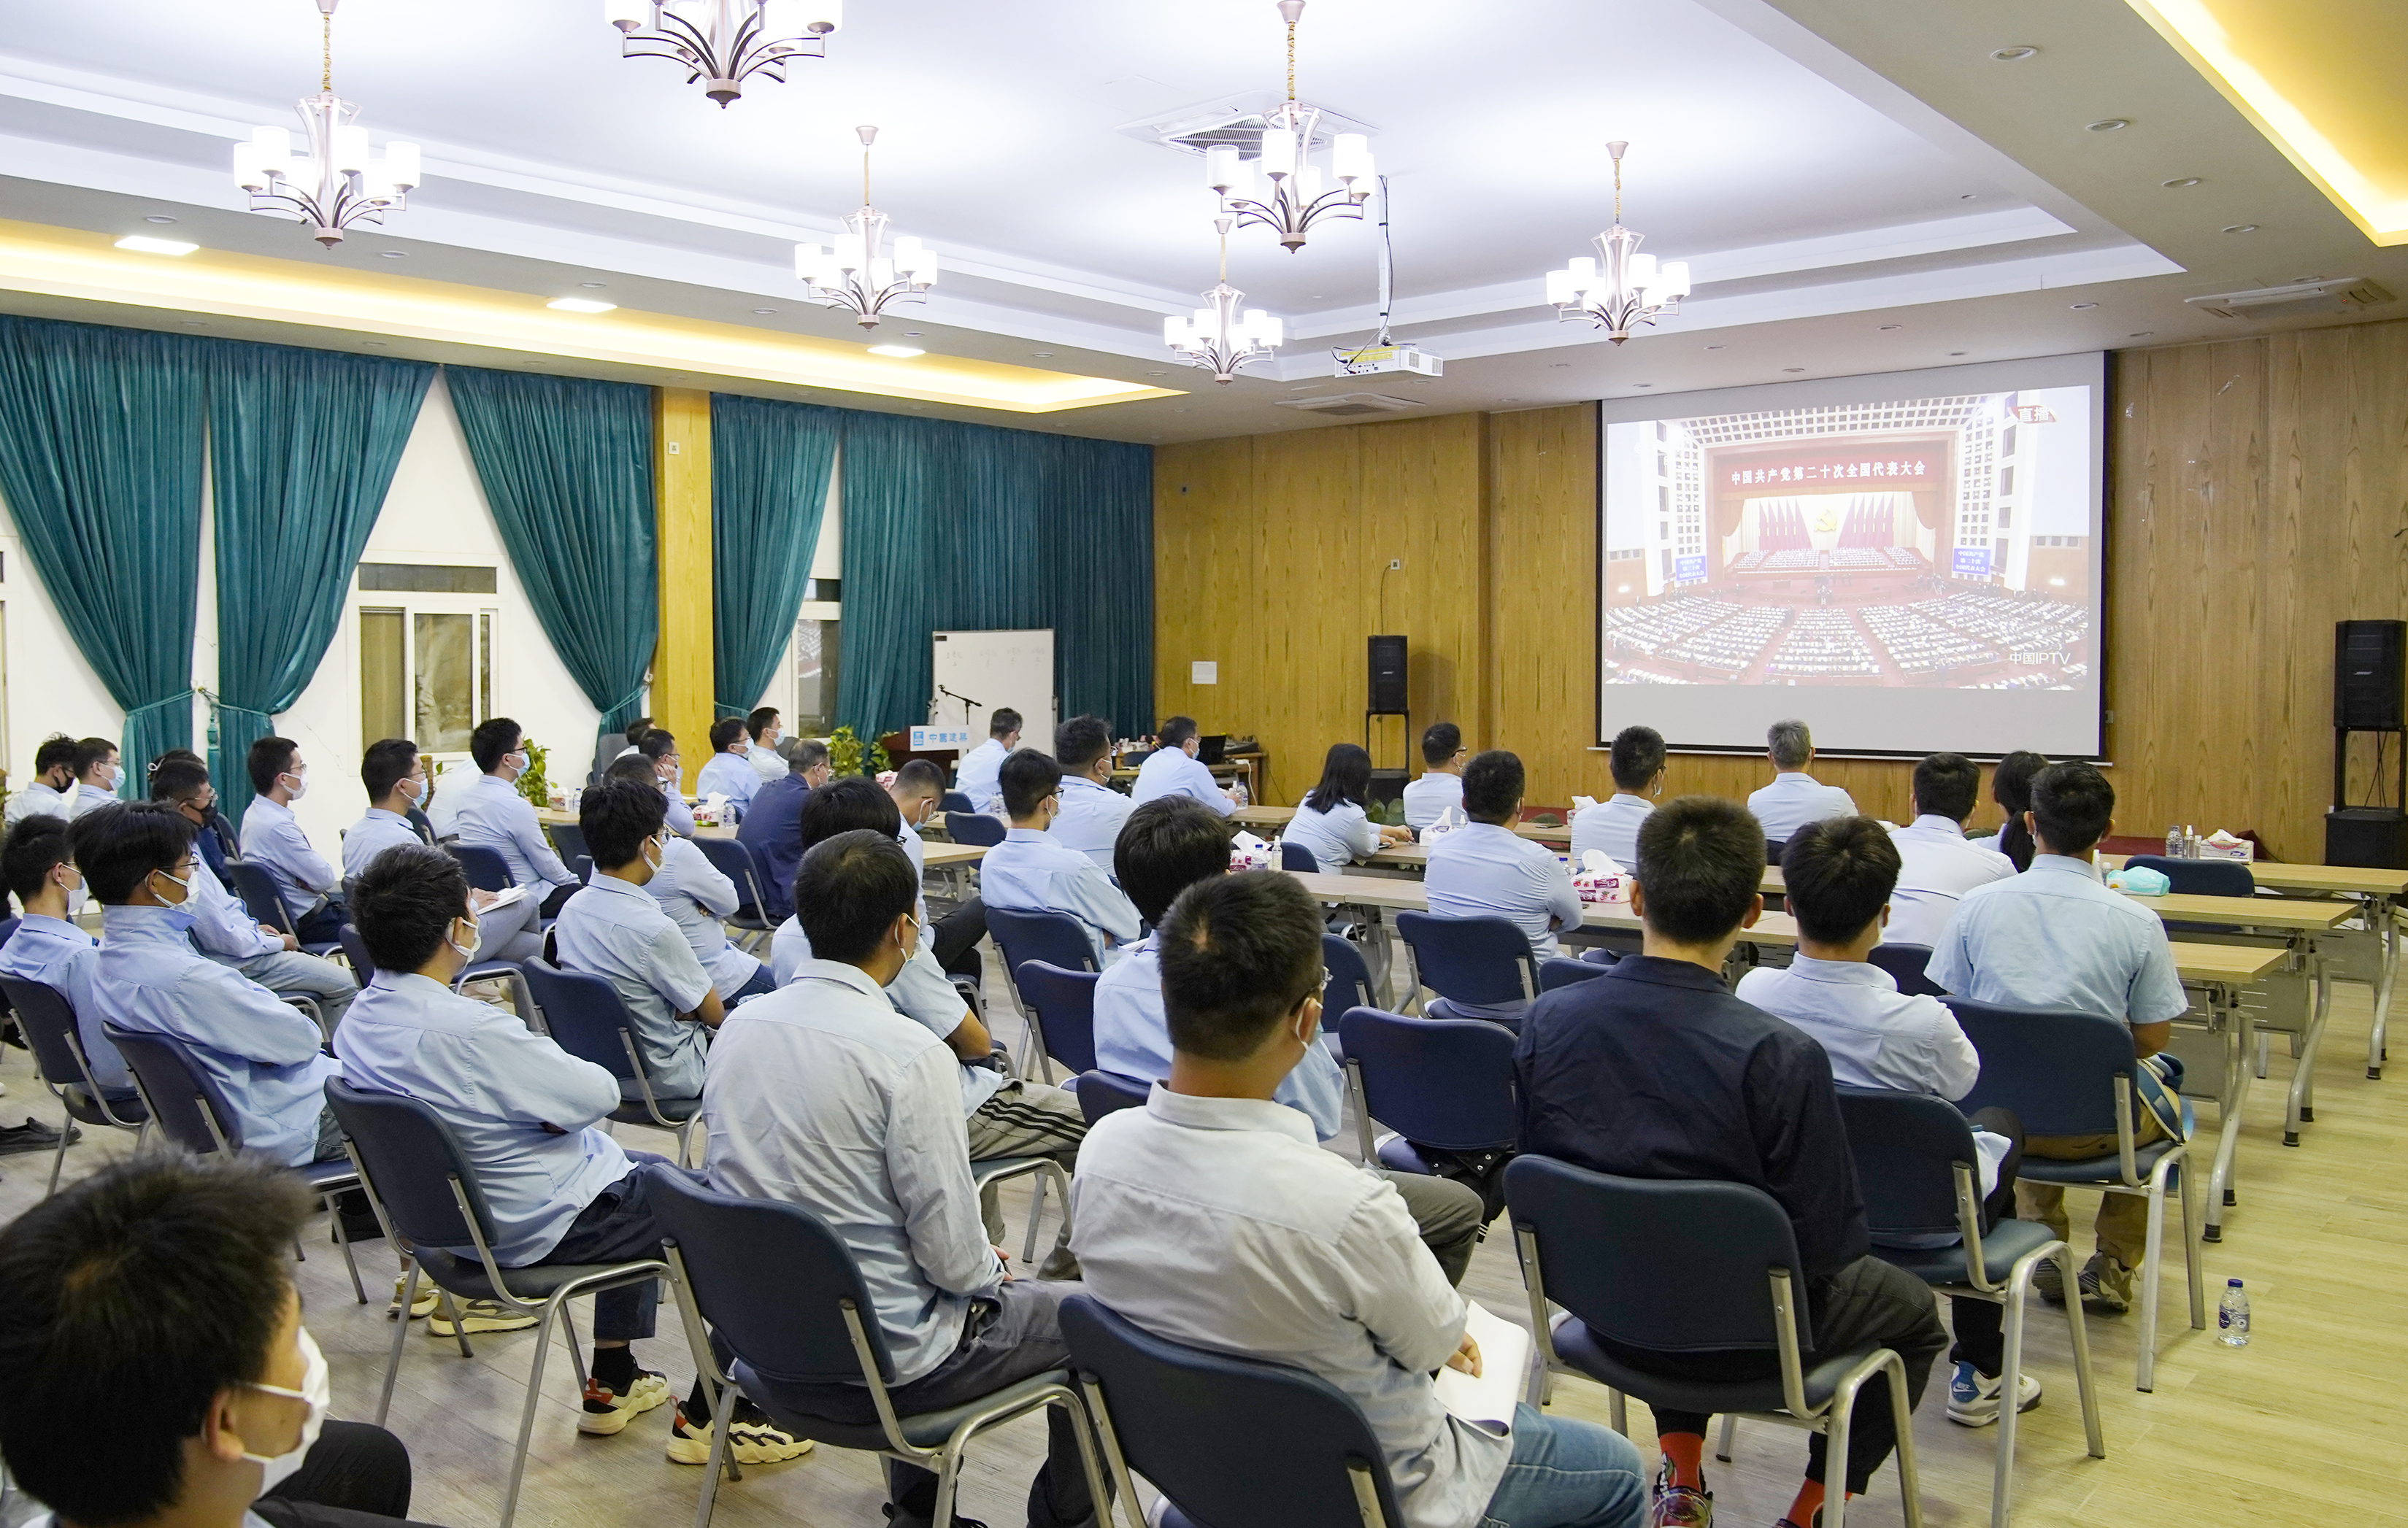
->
[1513,795,1945,1528]
[734,738,830,922]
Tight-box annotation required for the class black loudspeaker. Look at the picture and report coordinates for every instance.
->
[2336,620,2406,730]
[2327,808,2408,869]
[1367,769,1407,809]
[1368,635,1408,714]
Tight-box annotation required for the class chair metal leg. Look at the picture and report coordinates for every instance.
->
[324,1192,369,1304]
[375,1263,420,1426]
[498,1293,571,1528]
[558,1303,589,1392]
[434,1288,474,1358]
[1822,1373,1861,1528]
[1885,1350,1925,1528]
[2286,957,2333,1142]
[2178,1157,2206,1331]
[1022,1170,1047,1265]
[2057,1246,2106,1461]
[2134,1166,2174,1392]
[1054,1393,1116,1528]
[929,1442,965,1528]
[43,1124,69,1198]
[1991,1270,2031,1528]
[688,1366,741,1528]
[1715,1412,1736,1462]
[2369,903,2395,1079]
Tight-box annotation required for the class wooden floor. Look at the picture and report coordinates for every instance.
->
[5,959,2403,1528]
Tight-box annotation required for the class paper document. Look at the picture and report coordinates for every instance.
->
[479,884,531,911]
[1432,1300,1531,1429]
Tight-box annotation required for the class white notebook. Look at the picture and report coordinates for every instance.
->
[1432,1300,1532,1429]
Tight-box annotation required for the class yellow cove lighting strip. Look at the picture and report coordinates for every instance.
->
[0,219,1176,412]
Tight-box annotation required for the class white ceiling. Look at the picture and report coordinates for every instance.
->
[0,0,2401,441]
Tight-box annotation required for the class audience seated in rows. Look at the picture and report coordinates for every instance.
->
[3,733,82,827]
[456,718,582,919]
[1747,718,1859,846]
[694,715,761,822]
[744,706,785,782]
[1402,720,1468,830]
[888,758,989,982]
[0,814,130,1106]
[634,729,697,837]
[1048,713,1136,871]
[346,738,545,965]
[733,736,829,925]
[1570,724,1663,868]
[70,736,121,817]
[1423,750,1582,1027]
[239,737,348,946]
[1882,752,2015,947]
[981,749,1142,965]
[1285,741,1412,873]
[955,706,1020,817]
[1128,715,1236,816]
[602,754,773,1007]
[1968,749,2048,871]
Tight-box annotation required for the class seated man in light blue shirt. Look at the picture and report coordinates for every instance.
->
[745,705,785,782]
[1047,713,1135,871]
[150,756,354,1031]
[891,760,989,982]
[1570,724,1663,868]
[345,737,542,965]
[1400,720,1467,830]
[1127,715,1235,817]
[602,755,772,1006]
[702,829,1100,1528]
[1070,870,1647,1528]
[693,716,761,822]
[339,844,807,1462]
[237,737,347,946]
[458,717,583,918]
[1926,760,2189,1315]
[953,707,1020,817]
[636,729,697,837]
[981,749,1142,965]
[3,733,78,828]
[1423,750,1585,1027]
[1746,718,1859,851]
[1884,751,2015,948]
[69,736,121,818]
[551,779,724,1106]
[1093,796,1485,1281]
[74,802,342,1168]
[0,813,132,1105]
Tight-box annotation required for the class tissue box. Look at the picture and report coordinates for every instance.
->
[2197,833,2255,863]
[1572,870,1626,905]
[1231,832,1279,871]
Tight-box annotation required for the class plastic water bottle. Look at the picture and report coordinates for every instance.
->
[2217,1278,2250,1346]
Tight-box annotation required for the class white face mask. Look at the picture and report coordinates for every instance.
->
[397,773,423,804]
[100,763,123,790]
[241,1325,330,1499]
[447,911,482,961]
[280,769,309,801]
[503,750,528,778]
[640,835,663,872]
[150,865,195,906]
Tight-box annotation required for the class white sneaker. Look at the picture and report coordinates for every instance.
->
[664,1400,814,1465]
[388,1275,438,1321]
[580,1369,671,1435]
[1947,1360,2042,1426]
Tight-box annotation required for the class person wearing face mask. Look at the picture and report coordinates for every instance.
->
[151,757,355,1034]
[0,1151,445,1528]
[1047,714,1137,872]
[76,803,345,1168]
[69,736,122,817]
[238,738,348,947]
[1571,724,1667,869]
[704,830,1104,1528]
[455,718,583,919]
[150,749,242,873]
[693,715,760,822]
[744,705,785,782]
[604,756,769,1006]
[344,740,542,966]
[888,759,988,982]
[732,737,830,925]
[550,779,724,1110]
[4,733,81,827]
[0,814,104,1138]
[979,748,1141,967]
[635,729,697,836]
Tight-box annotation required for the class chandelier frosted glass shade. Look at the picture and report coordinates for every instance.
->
[794,211,937,328]
[1166,282,1282,385]
[233,1,418,250]
[606,0,843,106]
[1203,106,1372,252]
[1545,142,1689,344]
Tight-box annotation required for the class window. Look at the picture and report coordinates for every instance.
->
[1997,464,2015,498]
[358,563,499,594]
[356,565,500,754]
[792,616,841,736]
[1996,505,2012,528]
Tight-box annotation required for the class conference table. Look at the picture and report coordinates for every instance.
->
[531,809,989,875]
[1236,805,1572,848]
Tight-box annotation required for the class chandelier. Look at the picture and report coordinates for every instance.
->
[1546,141,1690,344]
[606,0,843,107]
[1166,220,1282,384]
[1201,1,1373,252]
[232,1,420,249]
[793,127,936,329]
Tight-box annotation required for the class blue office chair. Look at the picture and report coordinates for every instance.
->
[1869,944,1946,997]
[1505,1157,1926,1528]
[1072,1070,1150,1125]
[336,925,378,989]
[446,842,515,895]
[641,1165,1108,1528]
[342,922,534,1019]
[1946,996,2203,1391]
[985,906,1100,1080]
[545,819,590,866]
[1280,840,1320,873]
[1320,933,1378,1062]
[940,790,975,814]
[1336,1006,1517,1184]
[326,1079,669,1528]
[691,836,777,953]
[102,1024,366,1305]
[2123,854,2255,898]
[226,858,342,960]
[1539,955,1613,992]
[1393,910,1537,1024]
[1061,1293,1411,1528]
[945,811,1007,849]
[1,976,145,1197]
[1012,961,1101,1076]
[1836,1087,2104,1527]
[518,959,701,1157]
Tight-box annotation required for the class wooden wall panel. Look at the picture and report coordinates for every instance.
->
[652,387,712,792]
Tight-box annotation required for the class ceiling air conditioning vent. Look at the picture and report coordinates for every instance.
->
[1273,392,1422,417]
[1118,90,1377,158]
[2185,277,2392,320]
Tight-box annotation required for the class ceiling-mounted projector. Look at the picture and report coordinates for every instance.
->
[1331,342,1442,378]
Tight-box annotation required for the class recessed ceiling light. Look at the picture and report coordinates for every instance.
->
[579,281,607,289]
[867,344,924,358]
[2222,223,2258,234]
[2128,331,2154,338]
[2086,118,2130,133]
[1032,351,1055,358]
[1948,350,1968,356]
[115,235,196,255]
[2070,301,2098,310]
[379,250,406,258]
[144,215,178,225]
[751,307,777,315]
[1781,368,1805,374]
[1959,193,1978,201]
[1548,362,1572,369]
[178,319,207,327]
[1990,45,2037,61]
[546,297,616,313]
[2163,177,2201,188]
[1632,382,1653,388]
[904,331,922,337]
[1878,324,1902,331]
[1704,344,1725,351]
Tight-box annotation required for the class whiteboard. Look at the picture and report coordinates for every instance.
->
[930,629,1057,752]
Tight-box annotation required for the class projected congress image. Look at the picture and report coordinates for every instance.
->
[1601,387,2093,692]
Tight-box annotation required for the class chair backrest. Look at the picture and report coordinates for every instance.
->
[1320,933,1375,1016]
[324,1078,501,1253]
[640,1162,901,1385]
[1014,960,1101,1073]
[1505,1154,1808,1354]
[0,916,19,951]
[446,842,515,894]
[1337,1006,1517,1151]
[1833,1085,1978,1240]
[940,790,974,814]
[1,976,93,1092]
[226,859,297,937]
[1538,955,1612,992]
[1279,840,1319,873]
[1072,1070,1150,1124]
[1767,840,1787,866]
[1393,911,1536,1004]
[691,836,768,921]
[102,1025,242,1153]
[1943,996,2136,1137]
[945,811,1007,848]
[337,925,378,987]
[546,820,590,865]
[518,959,642,1081]
[1060,1294,1407,1528]
[1867,943,1945,997]
[2124,854,2255,897]
[986,906,1099,977]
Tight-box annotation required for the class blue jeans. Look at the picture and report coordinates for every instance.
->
[1479,1406,1648,1528]
[731,963,777,1000]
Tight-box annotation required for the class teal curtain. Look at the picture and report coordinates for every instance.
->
[838,410,1152,740]
[445,367,657,746]
[207,342,434,827]
[0,316,205,787]
[709,393,837,718]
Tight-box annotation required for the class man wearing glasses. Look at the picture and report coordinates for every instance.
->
[978,749,1141,967]
[1402,721,1469,830]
